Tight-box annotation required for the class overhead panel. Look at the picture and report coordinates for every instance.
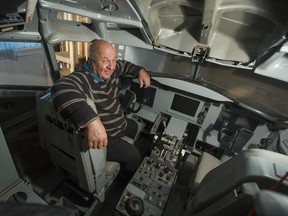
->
[205,0,288,69]
[133,0,204,55]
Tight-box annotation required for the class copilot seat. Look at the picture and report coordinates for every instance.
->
[184,148,288,216]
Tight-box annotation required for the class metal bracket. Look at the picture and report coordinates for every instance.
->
[191,44,210,63]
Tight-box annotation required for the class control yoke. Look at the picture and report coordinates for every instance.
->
[122,86,150,113]
[218,121,253,154]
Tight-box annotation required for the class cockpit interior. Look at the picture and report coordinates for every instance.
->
[1,0,288,216]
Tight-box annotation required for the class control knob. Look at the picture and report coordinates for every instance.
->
[126,196,144,216]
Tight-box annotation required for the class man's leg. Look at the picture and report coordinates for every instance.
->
[106,136,141,174]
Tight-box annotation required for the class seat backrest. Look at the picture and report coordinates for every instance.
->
[188,152,221,194]
[36,92,115,201]
[185,148,288,215]
[0,126,46,204]
[0,126,20,195]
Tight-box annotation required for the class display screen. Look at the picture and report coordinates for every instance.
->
[170,94,200,117]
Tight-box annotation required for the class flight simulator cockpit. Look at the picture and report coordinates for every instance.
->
[1,0,288,215]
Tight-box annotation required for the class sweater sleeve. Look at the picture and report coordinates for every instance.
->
[50,72,99,129]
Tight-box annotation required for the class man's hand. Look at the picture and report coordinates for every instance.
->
[86,118,108,149]
[138,69,151,88]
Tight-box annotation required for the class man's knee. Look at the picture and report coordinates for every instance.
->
[106,137,141,172]
[123,146,141,172]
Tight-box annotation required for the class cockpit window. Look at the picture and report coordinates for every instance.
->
[54,41,196,79]
[54,41,89,76]
[0,41,52,86]
[201,62,288,120]
[56,11,91,24]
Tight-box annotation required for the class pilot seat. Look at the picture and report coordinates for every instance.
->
[36,91,142,214]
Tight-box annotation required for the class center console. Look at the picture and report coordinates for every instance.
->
[116,133,184,216]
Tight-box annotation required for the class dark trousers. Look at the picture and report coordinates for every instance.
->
[106,119,141,173]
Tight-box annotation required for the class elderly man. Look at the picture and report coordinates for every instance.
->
[51,39,151,176]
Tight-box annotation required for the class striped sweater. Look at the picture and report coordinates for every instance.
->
[51,60,144,137]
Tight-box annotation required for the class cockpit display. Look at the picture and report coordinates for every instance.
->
[170,94,200,117]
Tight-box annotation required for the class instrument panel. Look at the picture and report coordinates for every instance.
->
[116,156,177,216]
[116,130,184,216]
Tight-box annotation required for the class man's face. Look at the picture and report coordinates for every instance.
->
[90,43,117,80]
